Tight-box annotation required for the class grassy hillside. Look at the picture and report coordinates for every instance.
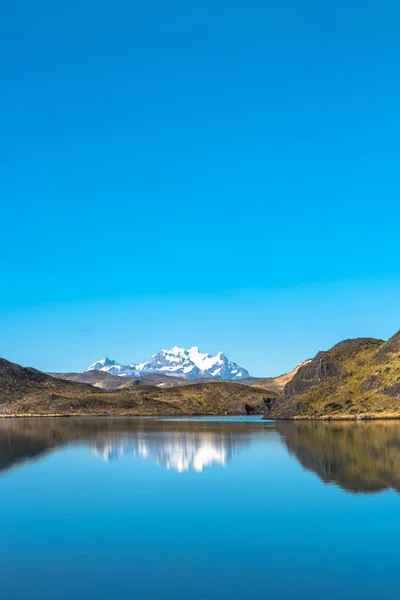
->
[0,358,277,416]
[265,331,400,419]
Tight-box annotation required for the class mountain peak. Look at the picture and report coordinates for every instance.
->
[88,357,117,369]
[164,346,186,356]
[87,347,250,380]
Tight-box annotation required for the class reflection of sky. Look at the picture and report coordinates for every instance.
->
[2,422,400,600]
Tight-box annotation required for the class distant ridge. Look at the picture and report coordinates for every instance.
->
[0,356,277,417]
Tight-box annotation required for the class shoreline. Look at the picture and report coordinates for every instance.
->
[2,412,400,421]
[265,414,400,421]
[0,412,265,419]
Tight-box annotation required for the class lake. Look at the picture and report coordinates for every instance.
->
[1,416,400,599]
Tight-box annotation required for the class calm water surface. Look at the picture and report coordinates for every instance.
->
[1,416,400,599]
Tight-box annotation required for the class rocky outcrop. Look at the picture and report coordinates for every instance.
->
[282,338,381,401]
[375,331,400,362]
[383,382,400,398]
[282,352,342,399]
[361,375,382,392]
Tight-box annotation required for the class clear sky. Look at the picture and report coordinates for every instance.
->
[1,0,399,376]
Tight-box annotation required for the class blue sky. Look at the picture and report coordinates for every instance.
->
[1,0,399,376]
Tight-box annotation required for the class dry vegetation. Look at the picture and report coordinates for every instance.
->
[267,332,400,419]
[0,359,277,417]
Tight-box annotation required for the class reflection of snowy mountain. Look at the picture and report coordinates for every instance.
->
[92,441,125,462]
[91,430,243,472]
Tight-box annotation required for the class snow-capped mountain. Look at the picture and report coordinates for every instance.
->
[87,346,250,380]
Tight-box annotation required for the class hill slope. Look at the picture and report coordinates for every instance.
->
[265,331,400,419]
[0,358,276,416]
[0,358,98,400]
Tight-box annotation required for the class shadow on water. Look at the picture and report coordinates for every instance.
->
[275,420,400,494]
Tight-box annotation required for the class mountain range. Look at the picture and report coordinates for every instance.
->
[1,328,400,419]
[0,356,276,417]
[88,346,250,380]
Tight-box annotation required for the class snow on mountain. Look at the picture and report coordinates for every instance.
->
[87,347,250,380]
[86,358,130,376]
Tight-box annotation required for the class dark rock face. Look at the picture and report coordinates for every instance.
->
[383,382,400,398]
[282,352,342,399]
[361,375,382,392]
[280,338,382,402]
[262,396,278,411]
[376,331,400,362]
[243,403,258,415]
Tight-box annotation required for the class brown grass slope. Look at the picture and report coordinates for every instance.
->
[265,331,400,419]
[0,358,99,399]
[0,358,277,416]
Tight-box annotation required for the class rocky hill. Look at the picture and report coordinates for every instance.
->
[0,358,97,400]
[265,331,400,419]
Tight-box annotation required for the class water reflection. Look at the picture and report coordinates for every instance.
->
[0,417,268,474]
[92,429,240,471]
[2,417,400,492]
[276,420,400,494]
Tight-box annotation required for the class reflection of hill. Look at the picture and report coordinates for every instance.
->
[0,418,269,474]
[276,421,400,494]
